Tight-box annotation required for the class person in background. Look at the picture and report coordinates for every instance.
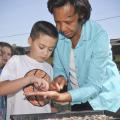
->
[0,42,13,120]
[0,42,13,73]
[0,43,3,120]
[0,20,58,120]
[25,0,120,113]
[0,43,4,74]
[1,42,13,68]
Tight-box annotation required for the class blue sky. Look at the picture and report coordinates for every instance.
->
[0,0,120,47]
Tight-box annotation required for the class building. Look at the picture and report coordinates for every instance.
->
[111,38,120,71]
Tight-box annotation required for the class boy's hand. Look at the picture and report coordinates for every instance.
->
[30,77,49,91]
[23,69,51,106]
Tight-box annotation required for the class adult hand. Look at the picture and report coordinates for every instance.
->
[24,91,72,102]
[50,75,67,91]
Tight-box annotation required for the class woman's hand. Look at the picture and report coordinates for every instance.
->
[24,91,72,103]
[50,75,67,91]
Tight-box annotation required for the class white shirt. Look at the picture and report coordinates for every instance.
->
[69,49,79,89]
[0,55,52,120]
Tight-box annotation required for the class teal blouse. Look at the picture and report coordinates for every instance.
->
[53,20,120,112]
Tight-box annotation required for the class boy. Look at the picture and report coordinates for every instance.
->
[0,20,58,120]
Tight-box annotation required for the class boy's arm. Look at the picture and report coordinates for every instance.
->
[0,76,46,96]
[0,77,32,96]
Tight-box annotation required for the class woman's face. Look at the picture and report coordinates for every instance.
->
[28,34,57,62]
[53,4,80,40]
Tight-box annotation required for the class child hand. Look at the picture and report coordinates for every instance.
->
[27,76,49,91]
[33,77,49,92]
[24,76,50,106]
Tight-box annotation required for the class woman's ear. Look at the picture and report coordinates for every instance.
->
[28,37,32,45]
[78,14,85,23]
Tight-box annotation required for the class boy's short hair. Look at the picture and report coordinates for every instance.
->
[30,21,58,40]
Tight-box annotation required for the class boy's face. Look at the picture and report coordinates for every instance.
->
[28,34,57,62]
